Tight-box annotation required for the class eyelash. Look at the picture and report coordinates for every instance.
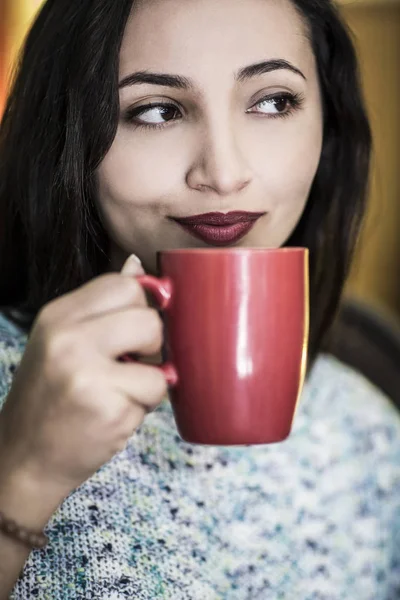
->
[123,92,304,131]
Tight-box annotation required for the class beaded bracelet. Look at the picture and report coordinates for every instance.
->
[0,511,48,549]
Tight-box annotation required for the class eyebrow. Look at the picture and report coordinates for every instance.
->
[118,59,306,90]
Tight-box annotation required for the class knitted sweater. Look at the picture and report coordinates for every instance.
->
[0,311,400,600]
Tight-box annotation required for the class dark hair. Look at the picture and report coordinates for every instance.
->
[285,0,371,366]
[0,0,371,370]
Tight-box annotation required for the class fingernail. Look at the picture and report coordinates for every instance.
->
[120,254,144,276]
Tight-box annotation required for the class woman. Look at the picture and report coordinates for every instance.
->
[0,0,399,597]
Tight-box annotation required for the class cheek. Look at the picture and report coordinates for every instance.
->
[97,128,184,206]
[253,114,322,210]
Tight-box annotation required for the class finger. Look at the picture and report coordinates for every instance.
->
[39,272,148,326]
[76,306,164,358]
[109,361,169,409]
[120,254,145,276]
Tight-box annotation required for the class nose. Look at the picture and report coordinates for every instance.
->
[186,119,252,197]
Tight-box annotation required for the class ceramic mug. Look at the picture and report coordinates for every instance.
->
[122,247,309,446]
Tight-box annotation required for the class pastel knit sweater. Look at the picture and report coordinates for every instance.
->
[0,311,400,600]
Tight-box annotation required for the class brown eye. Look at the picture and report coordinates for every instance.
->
[249,92,303,117]
[269,96,290,112]
[126,103,181,127]
[146,106,179,123]
[256,95,290,114]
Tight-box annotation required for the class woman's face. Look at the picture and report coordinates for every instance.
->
[97,0,323,273]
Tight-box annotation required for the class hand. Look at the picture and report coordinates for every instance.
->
[0,255,168,498]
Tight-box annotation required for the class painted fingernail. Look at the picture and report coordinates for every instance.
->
[120,254,144,276]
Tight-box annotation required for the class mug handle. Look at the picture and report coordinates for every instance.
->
[119,275,179,388]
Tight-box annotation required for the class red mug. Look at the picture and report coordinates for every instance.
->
[124,247,309,446]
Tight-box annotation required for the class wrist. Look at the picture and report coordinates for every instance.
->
[0,462,65,531]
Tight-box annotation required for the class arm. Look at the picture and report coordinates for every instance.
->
[0,462,65,599]
[0,266,166,596]
[0,322,64,597]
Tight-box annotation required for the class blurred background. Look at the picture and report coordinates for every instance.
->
[0,1,44,115]
[1,0,400,392]
[340,0,400,321]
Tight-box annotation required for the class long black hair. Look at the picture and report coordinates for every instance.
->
[0,0,371,370]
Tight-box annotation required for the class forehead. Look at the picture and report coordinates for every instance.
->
[119,0,314,83]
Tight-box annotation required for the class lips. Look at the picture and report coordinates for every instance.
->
[171,211,265,246]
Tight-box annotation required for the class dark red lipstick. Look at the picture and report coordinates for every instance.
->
[171,211,265,246]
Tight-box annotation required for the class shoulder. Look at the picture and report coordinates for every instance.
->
[281,355,400,595]
[300,352,400,483]
[306,352,400,431]
[0,312,28,408]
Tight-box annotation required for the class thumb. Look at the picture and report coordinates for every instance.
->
[120,254,145,276]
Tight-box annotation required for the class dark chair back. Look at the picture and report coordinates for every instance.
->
[326,297,400,411]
